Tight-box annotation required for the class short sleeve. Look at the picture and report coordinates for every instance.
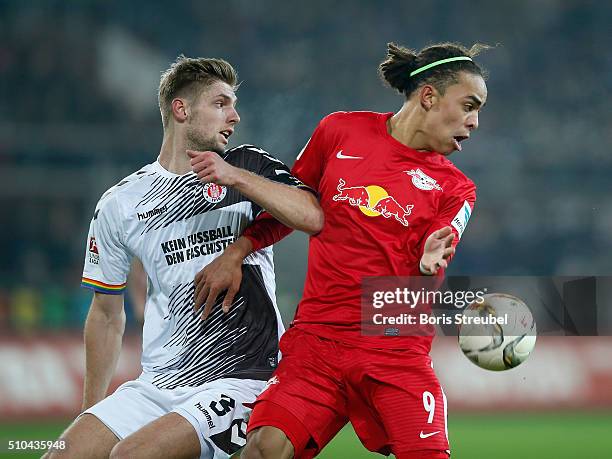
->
[241,145,314,219]
[81,195,132,294]
[250,146,312,191]
[419,180,477,262]
[291,117,331,192]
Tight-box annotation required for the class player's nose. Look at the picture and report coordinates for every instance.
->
[466,112,479,131]
[228,107,240,125]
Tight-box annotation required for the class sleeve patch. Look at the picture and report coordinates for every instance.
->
[451,200,472,239]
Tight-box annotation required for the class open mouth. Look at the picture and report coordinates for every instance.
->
[453,135,469,151]
[220,130,233,141]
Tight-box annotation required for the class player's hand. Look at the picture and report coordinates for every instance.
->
[193,249,243,321]
[419,226,455,275]
[188,150,242,186]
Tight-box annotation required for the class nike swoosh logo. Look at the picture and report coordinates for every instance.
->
[336,150,363,160]
[419,431,441,439]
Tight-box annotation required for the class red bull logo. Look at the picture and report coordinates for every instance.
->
[332,179,370,206]
[333,178,414,227]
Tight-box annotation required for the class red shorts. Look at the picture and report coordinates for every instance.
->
[247,327,450,458]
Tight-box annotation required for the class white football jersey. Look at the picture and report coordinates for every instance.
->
[82,145,310,389]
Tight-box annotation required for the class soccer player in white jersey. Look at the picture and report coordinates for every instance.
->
[45,56,323,459]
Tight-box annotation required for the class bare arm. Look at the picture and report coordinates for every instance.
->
[232,169,322,235]
[194,214,295,319]
[82,292,126,410]
[188,150,324,235]
[194,236,253,320]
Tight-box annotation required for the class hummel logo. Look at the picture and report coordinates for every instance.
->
[419,431,440,439]
[137,204,168,221]
[336,150,363,160]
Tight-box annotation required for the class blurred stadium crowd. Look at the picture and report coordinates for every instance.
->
[1,0,610,333]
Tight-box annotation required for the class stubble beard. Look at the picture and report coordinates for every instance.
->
[185,126,225,155]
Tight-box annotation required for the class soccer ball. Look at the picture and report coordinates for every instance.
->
[458,293,537,371]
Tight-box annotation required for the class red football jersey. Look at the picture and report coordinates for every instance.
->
[286,111,476,352]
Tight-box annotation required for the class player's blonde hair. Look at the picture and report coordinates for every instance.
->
[158,55,238,128]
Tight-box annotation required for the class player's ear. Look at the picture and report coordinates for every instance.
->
[171,98,188,123]
[419,85,436,111]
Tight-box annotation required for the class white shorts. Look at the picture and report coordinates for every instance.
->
[82,377,265,458]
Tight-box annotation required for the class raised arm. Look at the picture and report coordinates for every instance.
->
[192,121,330,319]
[188,150,323,235]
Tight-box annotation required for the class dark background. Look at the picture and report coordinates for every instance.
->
[1,0,610,330]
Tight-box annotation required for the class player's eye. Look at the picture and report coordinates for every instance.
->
[215,101,224,108]
[464,104,473,112]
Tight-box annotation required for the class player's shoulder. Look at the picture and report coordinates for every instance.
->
[224,144,285,167]
[321,110,383,122]
[225,143,273,157]
[95,162,157,213]
[435,156,476,196]
[320,110,384,128]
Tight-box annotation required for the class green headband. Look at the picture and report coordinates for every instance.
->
[409,56,473,77]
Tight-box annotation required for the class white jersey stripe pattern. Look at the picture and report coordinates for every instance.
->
[81,145,310,388]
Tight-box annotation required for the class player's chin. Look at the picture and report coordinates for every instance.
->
[212,140,227,154]
[219,132,231,145]
[215,137,229,152]
[442,138,462,155]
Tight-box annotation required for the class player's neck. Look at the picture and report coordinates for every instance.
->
[388,105,433,152]
[158,132,192,175]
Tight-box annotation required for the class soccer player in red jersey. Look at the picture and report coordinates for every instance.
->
[194,42,489,459]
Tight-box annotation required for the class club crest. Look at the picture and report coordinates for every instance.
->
[405,169,443,191]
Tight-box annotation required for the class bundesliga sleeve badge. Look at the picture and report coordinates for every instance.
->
[451,200,472,239]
